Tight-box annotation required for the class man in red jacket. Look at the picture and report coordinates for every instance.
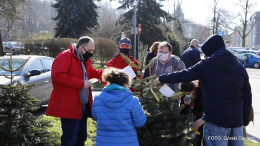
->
[105,37,139,91]
[46,36,103,146]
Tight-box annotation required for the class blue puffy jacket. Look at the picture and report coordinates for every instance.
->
[92,84,147,146]
[159,35,252,128]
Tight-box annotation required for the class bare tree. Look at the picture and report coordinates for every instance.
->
[8,0,56,40]
[190,23,212,43]
[234,0,260,47]
[90,2,123,39]
[0,0,27,56]
[207,0,235,35]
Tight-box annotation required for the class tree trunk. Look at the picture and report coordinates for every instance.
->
[0,33,4,56]
[242,36,246,47]
[242,24,247,47]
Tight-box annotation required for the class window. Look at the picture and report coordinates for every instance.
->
[27,59,44,73]
[41,59,53,72]
[0,59,26,76]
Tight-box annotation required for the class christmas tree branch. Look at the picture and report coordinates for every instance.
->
[0,66,10,72]
[138,43,147,72]
[13,57,30,72]
[143,74,157,81]
[3,74,11,79]
[120,53,140,69]
[143,54,161,70]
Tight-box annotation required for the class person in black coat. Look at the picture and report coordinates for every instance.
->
[182,39,201,68]
[179,81,205,146]
[156,34,252,146]
[144,42,159,78]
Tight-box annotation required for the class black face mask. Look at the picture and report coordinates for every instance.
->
[81,46,93,61]
[119,48,130,56]
[81,51,93,61]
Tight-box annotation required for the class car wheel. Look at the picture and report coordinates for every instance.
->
[253,63,259,68]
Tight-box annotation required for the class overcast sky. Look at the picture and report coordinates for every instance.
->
[105,0,260,27]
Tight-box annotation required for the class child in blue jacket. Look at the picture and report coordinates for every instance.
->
[92,67,147,146]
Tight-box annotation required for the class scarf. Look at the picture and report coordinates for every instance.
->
[183,90,196,109]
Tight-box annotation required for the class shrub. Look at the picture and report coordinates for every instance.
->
[92,37,118,67]
[17,38,77,58]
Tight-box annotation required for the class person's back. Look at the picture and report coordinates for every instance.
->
[92,68,146,146]
[182,39,201,68]
[199,36,251,128]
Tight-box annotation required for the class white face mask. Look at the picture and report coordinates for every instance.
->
[185,93,193,98]
[158,53,169,61]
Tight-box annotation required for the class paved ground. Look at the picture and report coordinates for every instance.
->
[246,68,260,143]
[33,68,260,142]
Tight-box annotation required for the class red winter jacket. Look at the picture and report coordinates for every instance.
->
[46,45,103,119]
[104,52,140,92]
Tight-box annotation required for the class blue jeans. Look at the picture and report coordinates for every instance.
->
[60,104,89,146]
[203,122,244,146]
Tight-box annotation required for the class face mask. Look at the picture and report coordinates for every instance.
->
[81,51,93,61]
[158,53,168,61]
[185,93,193,98]
[120,48,130,56]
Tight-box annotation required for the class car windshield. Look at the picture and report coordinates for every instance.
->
[0,59,27,76]
[11,42,20,47]
[237,54,244,58]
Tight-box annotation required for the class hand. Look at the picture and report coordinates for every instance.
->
[83,80,92,89]
[243,126,247,137]
[155,77,161,84]
[192,118,205,130]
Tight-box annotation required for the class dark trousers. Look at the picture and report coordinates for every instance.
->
[60,104,89,146]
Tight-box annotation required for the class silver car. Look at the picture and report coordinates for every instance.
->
[0,55,54,105]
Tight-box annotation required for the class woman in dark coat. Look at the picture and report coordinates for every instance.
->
[144,42,159,78]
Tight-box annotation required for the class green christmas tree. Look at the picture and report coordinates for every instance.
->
[53,0,99,38]
[0,51,59,146]
[121,44,194,146]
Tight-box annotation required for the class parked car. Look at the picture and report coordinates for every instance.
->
[230,51,240,57]
[236,50,260,57]
[4,42,24,55]
[198,44,203,53]
[0,55,54,105]
[237,53,260,68]
[228,47,247,51]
